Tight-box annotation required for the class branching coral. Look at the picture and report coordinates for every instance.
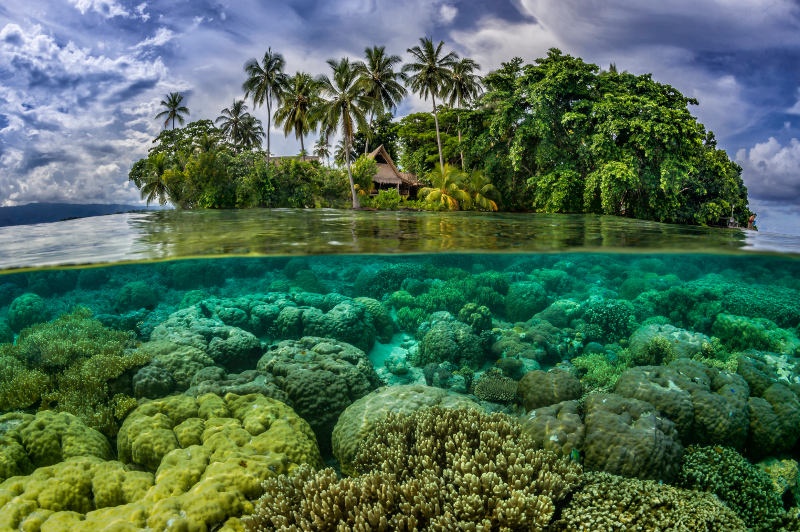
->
[550,471,747,531]
[246,407,581,530]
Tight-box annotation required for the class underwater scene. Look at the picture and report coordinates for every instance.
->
[1,210,800,531]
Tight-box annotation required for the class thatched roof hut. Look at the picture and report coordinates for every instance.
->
[367,145,420,198]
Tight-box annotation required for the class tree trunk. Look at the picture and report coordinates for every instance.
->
[432,94,445,175]
[300,134,305,161]
[347,137,360,209]
[457,114,464,171]
[266,95,272,165]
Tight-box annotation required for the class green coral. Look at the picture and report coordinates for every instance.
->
[678,445,785,531]
[114,280,160,312]
[712,313,800,354]
[551,471,746,531]
[7,292,48,332]
[0,393,322,531]
[0,308,148,435]
[0,410,112,482]
[581,297,636,343]
[571,351,629,391]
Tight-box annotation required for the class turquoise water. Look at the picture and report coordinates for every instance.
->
[1,209,800,530]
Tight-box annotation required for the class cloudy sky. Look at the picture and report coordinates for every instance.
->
[1,0,799,234]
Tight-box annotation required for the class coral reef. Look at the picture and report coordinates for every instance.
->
[517,368,582,412]
[505,280,548,322]
[550,471,747,530]
[256,336,381,455]
[614,359,750,449]
[678,445,785,531]
[472,368,518,403]
[7,292,48,332]
[583,393,683,481]
[246,407,582,530]
[331,384,480,476]
[0,392,322,531]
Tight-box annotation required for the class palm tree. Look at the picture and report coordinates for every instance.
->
[464,169,499,211]
[140,152,172,205]
[243,48,287,163]
[274,72,319,160]
[155,92,189,129]
[314,135,331,165]
[216,99,264,151]
[333,138,356,167]
[316,58,372,208]
[238,114,266,151]
[403,37,458,175]
[418,164,471,210]
[355,46,407,154]
[446,58,482,170]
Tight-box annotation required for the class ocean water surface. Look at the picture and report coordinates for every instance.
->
[1,209,799,530]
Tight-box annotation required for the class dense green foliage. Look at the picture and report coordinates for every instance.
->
[128,120,351,209]
[457,50,749,223]
[132,45,750,225]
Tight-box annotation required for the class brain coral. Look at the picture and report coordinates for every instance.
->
[614,359,750,449]
[584,393,683,481]
[521,399,585,458]
[550,471,747,531]
[255,336,381,455]
[517,368,582,412]
[414,314,486,369]
[0,410,112,482]
[1,394,320,531]
[247,407,582,530]
[332,384,480,476]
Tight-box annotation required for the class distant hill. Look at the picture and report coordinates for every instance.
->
[0,203,158,227]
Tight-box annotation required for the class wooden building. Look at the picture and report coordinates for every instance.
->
[367,145,420,198]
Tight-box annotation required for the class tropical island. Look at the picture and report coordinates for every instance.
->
[129,39,752,227]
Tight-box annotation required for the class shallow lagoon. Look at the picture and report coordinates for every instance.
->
[1,209,800,530]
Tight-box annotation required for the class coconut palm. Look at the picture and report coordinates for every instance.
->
[274,72,319,160]
[155,92,189,130]
[419,164,471,210]
[403,37,458,174]
[355,46,407,154]
[316,58,372,208]
[243,48,287,163]
[140,152,172,205]
[314,135,331,165]
[464,169,499,211]
[215,99,264,151]
[446,57,482,169]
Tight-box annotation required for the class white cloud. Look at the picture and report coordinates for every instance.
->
[735,137,800,202]
[0,22,173,205]
[788,89,800,115]
[440,4,458,24]
[133,27,174,49]
[69,0,132,19]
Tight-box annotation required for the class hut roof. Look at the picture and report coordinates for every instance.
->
[367,145,420,186]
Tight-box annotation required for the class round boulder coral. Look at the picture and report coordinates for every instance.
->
[414,314,486,369]
[256,336,381,455]
[584,392,683,481]
[505,281,548,322]
[0,410,112,482]
[7,293,48,332]
[614,359,750,449]
[521,399,585,458]
[0,392,322,531]
[517,368,582,412]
